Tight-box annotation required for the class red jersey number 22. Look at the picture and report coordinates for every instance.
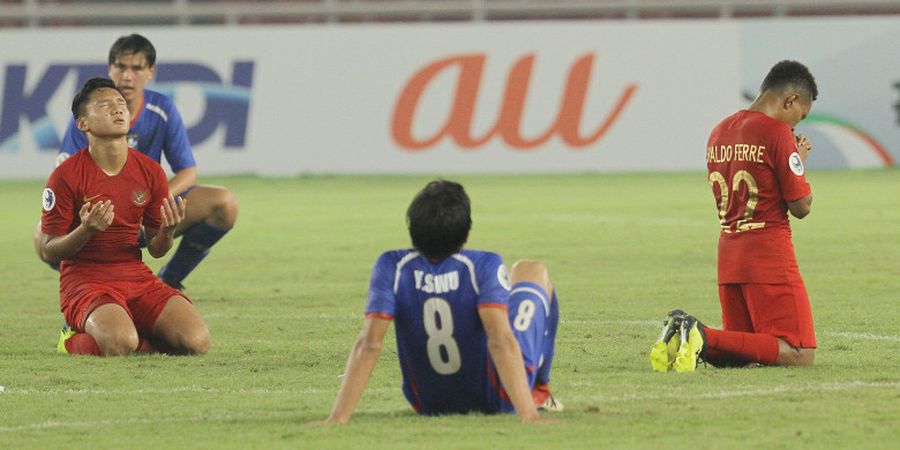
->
[709,170,762,232]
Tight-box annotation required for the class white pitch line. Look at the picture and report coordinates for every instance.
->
[561,319,660,326]
[205,318,900,343]
[566,319,900,343]
[0,412,298,433]
[3,381,897,433]
[8,386,315,396]
[584,380,900,403]
[4,385,395,396]
[819,330,900,342]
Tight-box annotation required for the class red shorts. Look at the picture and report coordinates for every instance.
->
[60,261,189,335]
[718,280,816,348]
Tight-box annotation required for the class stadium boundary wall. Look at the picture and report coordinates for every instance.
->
[0,18,896,178]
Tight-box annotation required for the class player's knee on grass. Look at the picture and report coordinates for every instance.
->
[153,297,211,355]
[510,259,552,294]
[775,339,815,366]
[89,326,139,356]
[84,303,140,356]
[154,325,210,355]
[179,326,211,355]
[99,332,140,356]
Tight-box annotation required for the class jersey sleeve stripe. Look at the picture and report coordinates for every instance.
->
[450,253,480,295]
[365,312,394,320]
[145,102,169,122]
[393,251,420,294]
[477,303,508,310]
[510,285,550,316]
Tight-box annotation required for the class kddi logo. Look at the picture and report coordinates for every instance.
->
[0,62,253,152]
[392,53,638,151]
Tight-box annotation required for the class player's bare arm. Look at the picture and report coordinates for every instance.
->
[786,134,814,219]
[146,195,187,258]
[479,307,554,424]
[168,166,198,198]
[326,316,391,424]
[788,194,813,219]
[40,200,114,263]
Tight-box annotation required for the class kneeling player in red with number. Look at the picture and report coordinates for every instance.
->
[40,77,210,356]
[650,60,818,372]
[324,180,560,424]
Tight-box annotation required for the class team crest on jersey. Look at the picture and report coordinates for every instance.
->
[497,264,511,290]
[127,132,139,148]
[789,152,805,176]
[42,188,56,211]
[132,190,149,206]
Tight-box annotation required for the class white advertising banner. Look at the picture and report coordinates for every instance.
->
[0,18,896,179]
[741,18,899,169]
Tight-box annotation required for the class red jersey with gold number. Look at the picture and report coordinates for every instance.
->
[41,147,169,266]
[707,110,811,284]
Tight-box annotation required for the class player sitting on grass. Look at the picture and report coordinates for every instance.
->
[325,180,561,423]
[41,77,210,356]
[650,60,818,372]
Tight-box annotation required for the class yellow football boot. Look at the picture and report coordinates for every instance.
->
[57,324,76,354]
[673,315,706,373]
[649,310,684,372]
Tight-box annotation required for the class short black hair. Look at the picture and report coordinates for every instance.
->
[108,33,156,67]
[407,180,472,261]
[71,77,121,119]
[760,60,818,102]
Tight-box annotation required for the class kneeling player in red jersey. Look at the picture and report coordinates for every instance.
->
[323,180,560,424]
[34,33,239,291]
[40,78,210,356]
[651,60,818,372]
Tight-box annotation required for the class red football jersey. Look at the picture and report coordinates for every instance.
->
[41,148,168,265]
[707,110,811,283]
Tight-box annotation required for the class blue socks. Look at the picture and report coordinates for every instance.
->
[158,221,230,286]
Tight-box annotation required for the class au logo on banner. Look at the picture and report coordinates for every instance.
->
[392,53,638,152]
[0,61,254,152]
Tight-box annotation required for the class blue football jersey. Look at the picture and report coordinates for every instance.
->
[366,249,512,415]
[59,89,196,173]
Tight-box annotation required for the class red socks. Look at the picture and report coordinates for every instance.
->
[532,383,551,406]
[135,339,157,353]
[64,333,103,356]
[703,328,779,366]
[65,333,158,356]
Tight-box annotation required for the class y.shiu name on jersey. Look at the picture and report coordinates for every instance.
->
[414,270,460,294]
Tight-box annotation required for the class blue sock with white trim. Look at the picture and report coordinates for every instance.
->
[535,290,559,385]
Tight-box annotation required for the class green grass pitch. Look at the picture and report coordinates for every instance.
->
[1,171,898,448]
